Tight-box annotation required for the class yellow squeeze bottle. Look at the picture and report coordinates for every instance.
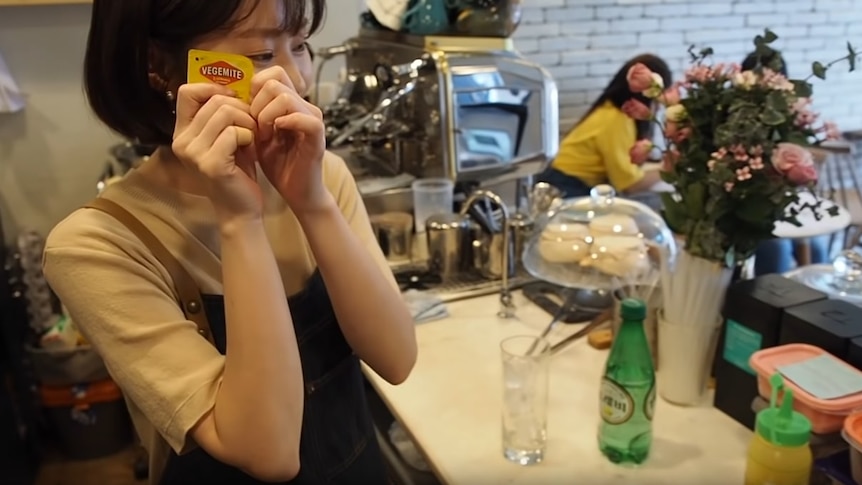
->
[744,373,813,485]
[187,49,254,146]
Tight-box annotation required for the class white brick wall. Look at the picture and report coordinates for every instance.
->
[514,0,862,132]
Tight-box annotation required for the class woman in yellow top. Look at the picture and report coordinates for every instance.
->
[537,54,673,198]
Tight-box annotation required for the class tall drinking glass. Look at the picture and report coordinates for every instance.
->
[500,335,550,466]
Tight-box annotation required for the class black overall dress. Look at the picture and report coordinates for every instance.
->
[158,270,388,485]
[82,198,387,485]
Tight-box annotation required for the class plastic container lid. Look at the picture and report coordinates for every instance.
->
[750,344,862,415]
[620,298,646,321]
[756,373,812,447]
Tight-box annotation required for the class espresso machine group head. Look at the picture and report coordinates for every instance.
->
[317,29,558,183]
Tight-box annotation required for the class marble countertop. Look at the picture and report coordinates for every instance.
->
[363,292,752,484]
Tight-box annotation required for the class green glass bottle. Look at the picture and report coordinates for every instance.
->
[598,297,656,465]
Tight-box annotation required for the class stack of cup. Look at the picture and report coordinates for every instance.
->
[411,178,454,234]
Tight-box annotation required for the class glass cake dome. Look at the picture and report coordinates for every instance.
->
[522,185,677,291]
[783,250,862,307]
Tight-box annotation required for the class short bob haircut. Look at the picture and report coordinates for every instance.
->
[84,0,326,146]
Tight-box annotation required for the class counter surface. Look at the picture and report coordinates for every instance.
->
[363,292,751,484]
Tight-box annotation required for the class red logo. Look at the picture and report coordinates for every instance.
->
[199,61,244,86]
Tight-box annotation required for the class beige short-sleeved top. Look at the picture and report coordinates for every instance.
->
[42,151,391,483]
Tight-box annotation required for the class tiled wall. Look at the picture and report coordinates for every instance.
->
[513,0,862,131]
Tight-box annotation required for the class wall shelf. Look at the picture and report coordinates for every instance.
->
[0,0,90,5]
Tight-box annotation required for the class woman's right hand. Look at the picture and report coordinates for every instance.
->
[171,83,262,225]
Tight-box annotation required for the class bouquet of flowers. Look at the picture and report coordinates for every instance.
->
[621,30,857,330]
[624,29,855,266]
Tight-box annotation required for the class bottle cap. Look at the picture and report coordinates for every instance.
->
[620,298,646,320]
[755,373,812,447]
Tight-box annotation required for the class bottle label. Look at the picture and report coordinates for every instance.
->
[600,377,634,425]
[645,382,656,421]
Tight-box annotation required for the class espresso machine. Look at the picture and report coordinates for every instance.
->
[316,27,559,311]
[317,28,558,183]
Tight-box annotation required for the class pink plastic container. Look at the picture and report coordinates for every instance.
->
[842,412,862,484]
[749,344,862,434]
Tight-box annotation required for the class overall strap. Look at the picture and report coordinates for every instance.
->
[83,197,215,346]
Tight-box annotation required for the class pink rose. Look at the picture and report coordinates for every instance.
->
[626,63,654,93]
[786,164,818,185]
[629,139,654,165]
[771,142,813,172]
[621,99,652,120]
[771,142,818,186]
[659,85,681,105]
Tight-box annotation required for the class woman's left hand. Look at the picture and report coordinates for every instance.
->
[250,67,332,214]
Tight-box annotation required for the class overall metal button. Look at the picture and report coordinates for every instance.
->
[186,300,201,314]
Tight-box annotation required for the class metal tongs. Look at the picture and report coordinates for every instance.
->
[527,290,578,354]
[527,289,613,356]
[549,308,612,356]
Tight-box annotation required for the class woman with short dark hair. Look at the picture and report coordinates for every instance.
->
[537,54,673,199]
[42,1,417,483]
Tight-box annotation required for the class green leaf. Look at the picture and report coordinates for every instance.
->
[783,215,801,227]
[660,194,687,233]
[738,198,776,224]
[812,61,827,79]
[760,108,786,126]
[792,80,812,98]
[684,183,706,219]
[765,90,787,112]
[786,132,811,146]
[764,29,778,43]
[848,42,857,72]
[754,43,773,59]
[687,44,698,62]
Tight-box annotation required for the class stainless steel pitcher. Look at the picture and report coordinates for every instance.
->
[426,213,474,281]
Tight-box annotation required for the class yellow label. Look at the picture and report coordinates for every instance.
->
[187,49,254,103]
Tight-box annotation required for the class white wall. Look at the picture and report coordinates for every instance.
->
[0,2,362,242]
[3,0,861,241]
[514,0,862,131]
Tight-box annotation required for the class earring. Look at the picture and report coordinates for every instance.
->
[165,90,176,115]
